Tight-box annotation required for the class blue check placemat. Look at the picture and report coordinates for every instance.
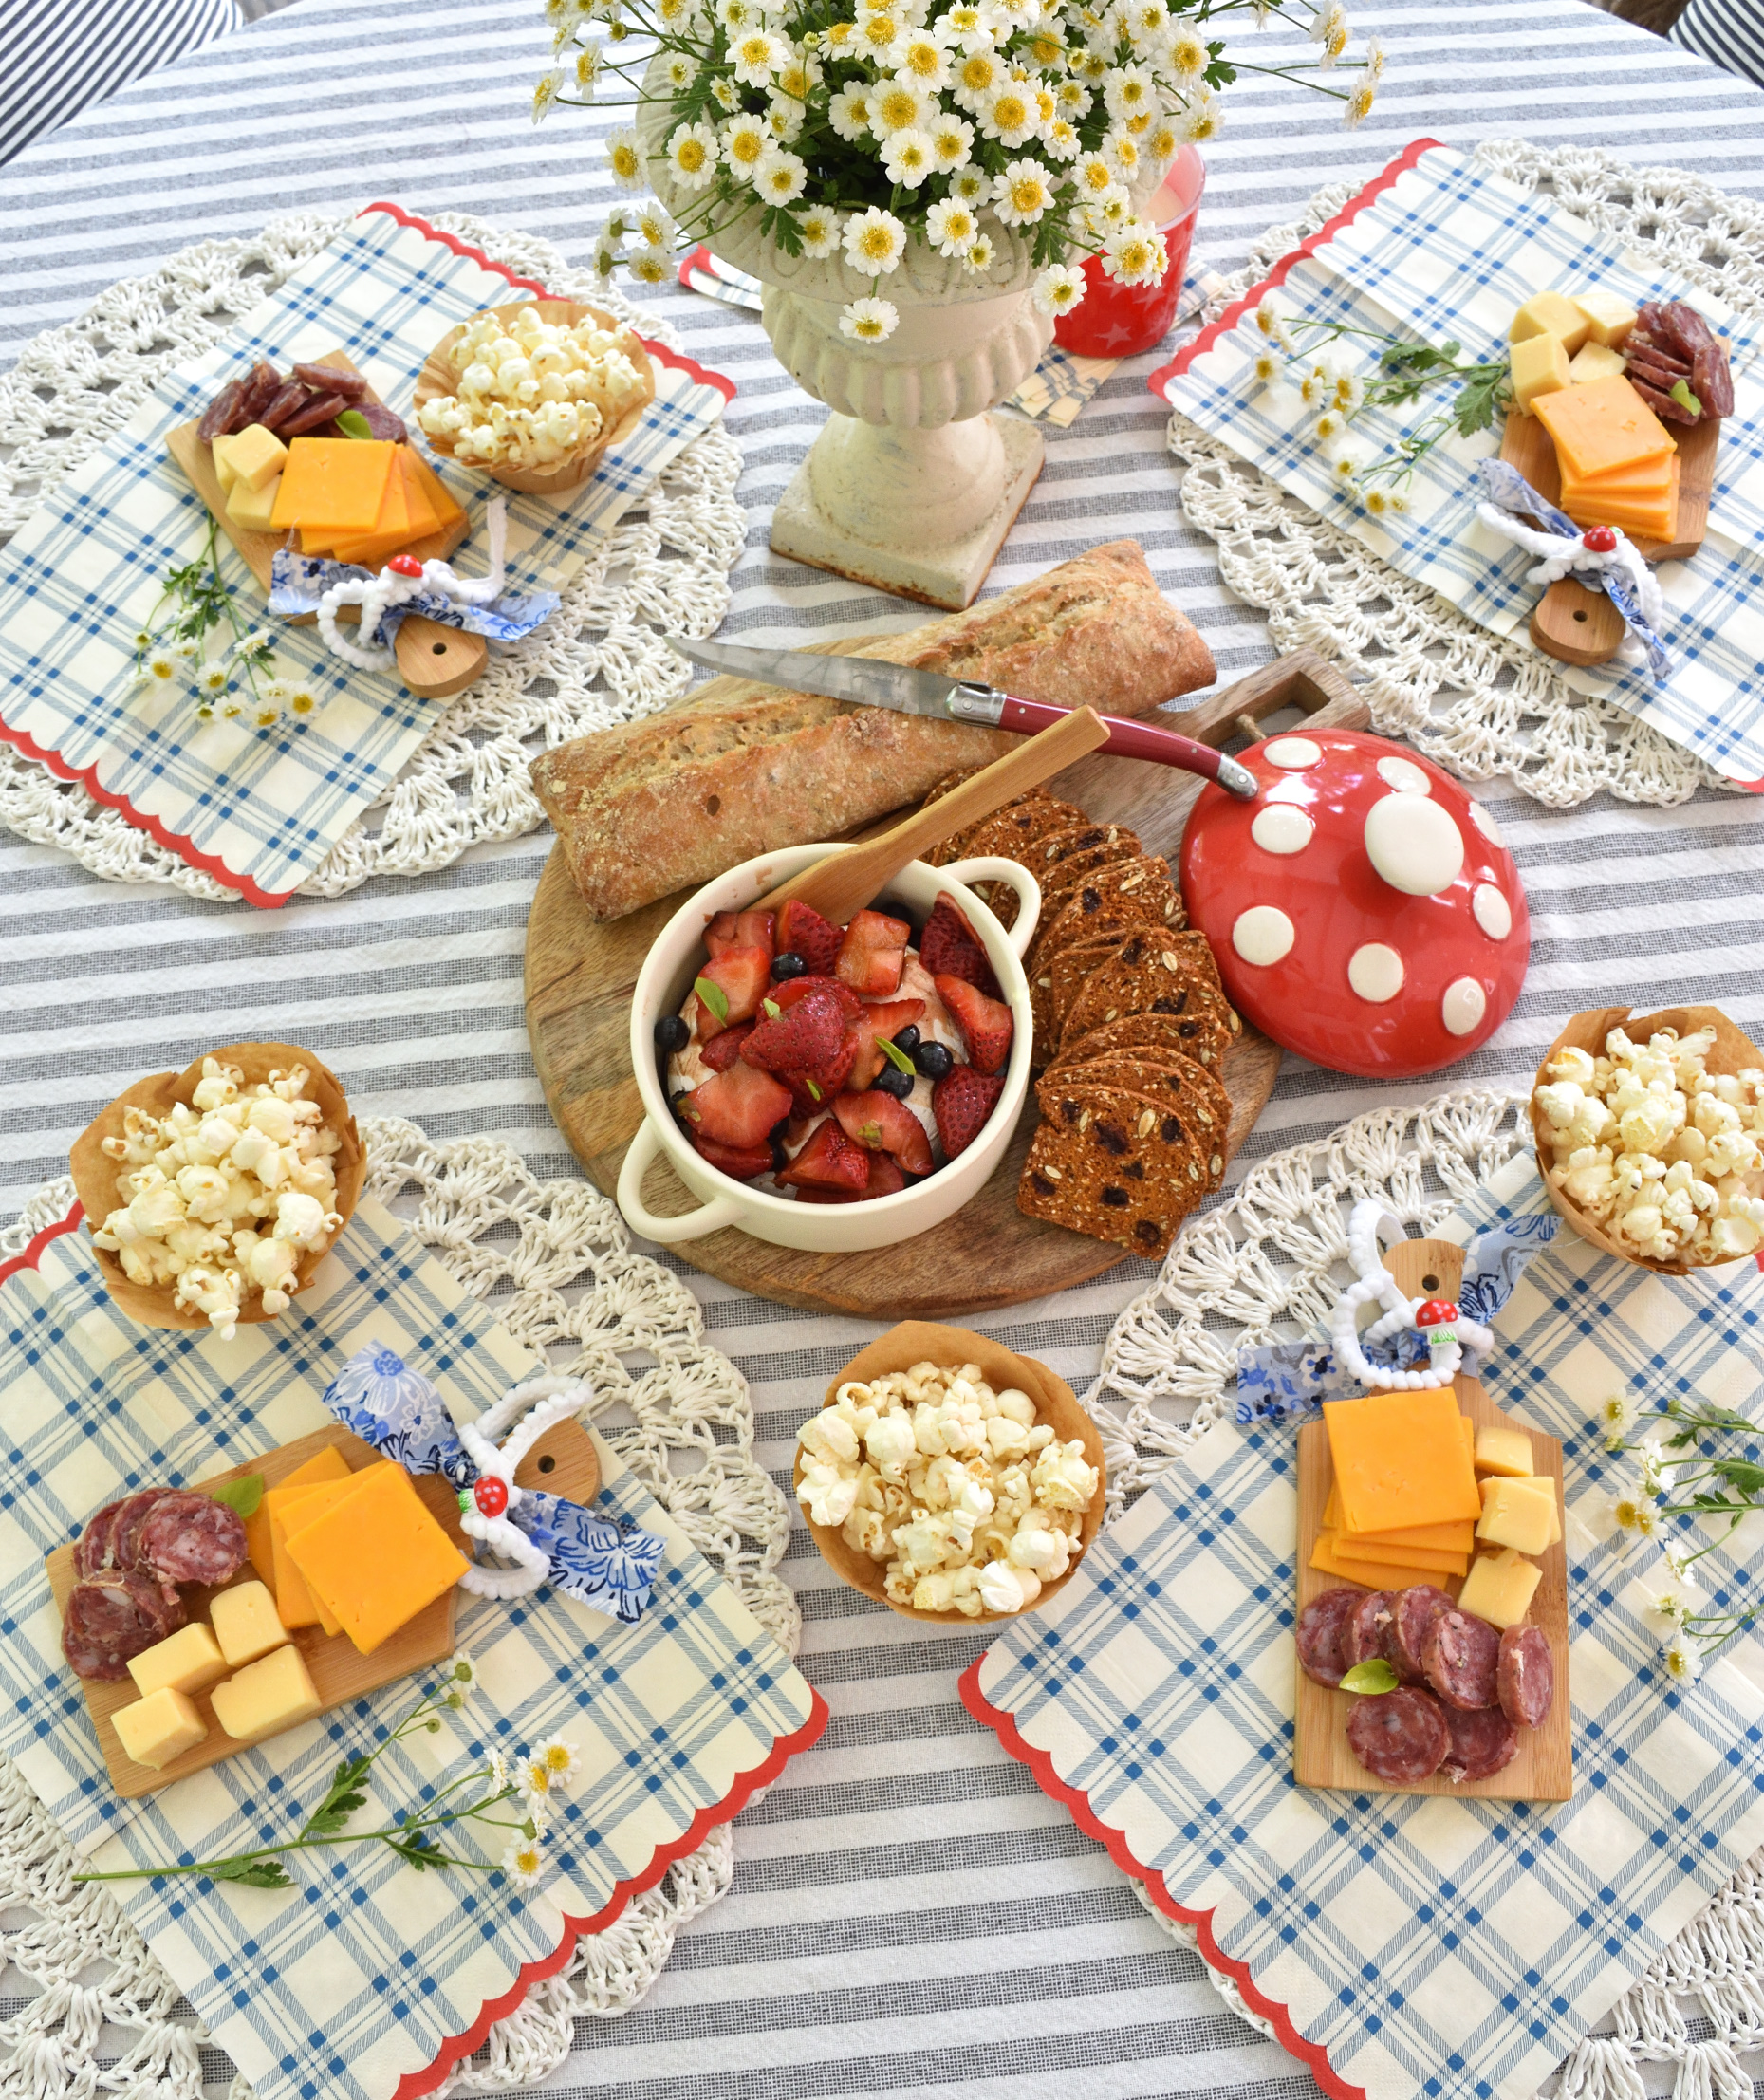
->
[1154,142,1764,789]
[0,203,733,905]
[0,1194,820,2100]
[966,1151,1764,2100]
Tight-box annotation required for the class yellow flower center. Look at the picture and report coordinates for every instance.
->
[858,225,895,259]
[959,54,995,90]
[738,34,770,62]
[1011,175,1043,210]
[876,85,918,126]
[611,142,639,176]
[677,139,706,170]
[902,40,938,74]
[855,315,885,338]
[861,12,896,46]
[730,129,763,163]
[993,92,1028,128]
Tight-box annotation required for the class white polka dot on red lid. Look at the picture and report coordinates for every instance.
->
[1474,883,1513,939]
[1233,905,1295,965]
[1262,735,1321,770]
[1347,943,1404,1003]
[1468,800,1505,848]
[1251,804,1314,855]
[1376,755,1431,795]
[1364,792,1465,898]
[1442,978,1487,1036]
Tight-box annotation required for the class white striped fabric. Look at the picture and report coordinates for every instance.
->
[0,2,1761,2096]
[1674,0,1764,91]
[0,0,242,167]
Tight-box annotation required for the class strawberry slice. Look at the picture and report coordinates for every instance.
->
[736,908,775,960]
[741,984,846,1073]
[776,1119,870,1191]
[770,974,863,1021]
[699,1022,753,1072]
[703,911,742,958]
[776,900,843,976]
[694,945,771,1031]
[919,896,1000,997]
[780,1023,860,1115]
[847,994,925,1089]
[933,1067,1005,1158]
[692,1133,772,1180]
[835,909,911,997]
[796,1154,908,1202]
[934,974,1014,1075]
[678,1062,793,1148]
[832,1089,934,1175]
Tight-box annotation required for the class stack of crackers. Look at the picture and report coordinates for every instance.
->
[924,778,1240,1262]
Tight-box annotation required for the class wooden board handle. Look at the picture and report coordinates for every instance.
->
[1382,1236,1465,1303]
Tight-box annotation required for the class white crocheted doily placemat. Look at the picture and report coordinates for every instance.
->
[0,1121,795,2100]
[1169,139,1764,810]
[1086,1087,1764,2096]
[0,214,745,901]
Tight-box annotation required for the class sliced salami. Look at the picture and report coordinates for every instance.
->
[1497,1624,1555,1729]
[1423,1608,1501,1711]
[1346,1688,1449,1783]
[1390,1585,1454,1684]
[1344,1590,1398,1669]
[1440,1701,1518,1781]
[114,1488,179,1571]
[136,1493,248,1587]
[73,1501,124,1578]
[1297,1588,1361,1687]
[60,1570,183,1681]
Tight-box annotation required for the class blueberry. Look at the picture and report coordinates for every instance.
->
[770,1138,789,1175]
[892,1023,921,1054]
[769,1116,792,1141]
[654,1013,690,1053]
[874,1066,915,1100]
[913,1041,953,1081]
[771,951,808,980]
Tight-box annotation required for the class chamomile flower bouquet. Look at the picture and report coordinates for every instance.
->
[533,0,1385,344]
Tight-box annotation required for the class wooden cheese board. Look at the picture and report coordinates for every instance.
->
[165,350,489,701]
[525,650,1369,1317]
[1499,406,1717,671]
[50,1414,600,1797]
[1294,1235,1571,1803]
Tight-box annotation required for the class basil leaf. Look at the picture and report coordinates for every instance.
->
[694,976,729,1025]
[1669,378,1703,418]
[335,409,373,439]
[210,1473,265,1519]
[761,998,781,1020]
[878,1034,916,1076]
[806,1077,822,1102]
[1338,1659,1398,1696]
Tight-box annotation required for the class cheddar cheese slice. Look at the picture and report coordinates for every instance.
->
[268,1470,382,1631]
[1320,1480,1474,1553]
[286,1463,468,1656]
[405,448,465,538]
[1317,1528,1468,1576]
[330,446,416,567]
[1532,377,1675,481]
[1309,1532,1459,1593]
[245,1443,352,1587]
[1322,1388,1483,1534]
[1561,450,1677,499]
[269,437,398,535]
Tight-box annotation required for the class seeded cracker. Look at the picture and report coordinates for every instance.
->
[1017,1083,1211,1259]
[1050,928,1217,1034]
[1034,828,1144,919]
[1056,1009,1237,1070]
[1059,931,1240,1066]
[1031,856,1183,966]
[1049,1049,1230,1175]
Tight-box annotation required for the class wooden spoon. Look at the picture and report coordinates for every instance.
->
[752,704,1110,922]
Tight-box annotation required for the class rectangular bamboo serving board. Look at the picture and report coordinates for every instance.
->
[1293,1236,1572,1803]
[48,1416,600,1798]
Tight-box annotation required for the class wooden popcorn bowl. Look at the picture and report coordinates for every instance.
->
[1532,1003,1764,1275]
[69,1041,364,1330]
[794,1319,1106,1627]
[413,299,656,496]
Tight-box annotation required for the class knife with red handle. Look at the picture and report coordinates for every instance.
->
[670,638,1259,799]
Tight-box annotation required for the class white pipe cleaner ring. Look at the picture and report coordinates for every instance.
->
[454,1369,592,1601]
[1328,1199,1493,1391]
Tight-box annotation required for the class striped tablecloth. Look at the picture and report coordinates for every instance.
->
[0,2,1761,2095]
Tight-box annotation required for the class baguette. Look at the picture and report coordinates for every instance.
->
[531,539,1214,920]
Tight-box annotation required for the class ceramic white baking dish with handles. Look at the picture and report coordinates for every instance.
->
[618,845,1039,1251]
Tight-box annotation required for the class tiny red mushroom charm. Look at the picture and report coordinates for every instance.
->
[1581,527,1618,553]
[1179,726,1529,1078]
[387,553,425,577]
[473,1475,510,1519]
[1414,1298,1460,1361]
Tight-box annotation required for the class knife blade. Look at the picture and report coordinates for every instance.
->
[669,636,1258,798]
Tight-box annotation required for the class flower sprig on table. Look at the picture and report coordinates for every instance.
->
[73,1660,580,1893]
[134,515,315,730]
[1245,293,1511,513]
[1598,1390,1763,1686]
[531,0,1386,344]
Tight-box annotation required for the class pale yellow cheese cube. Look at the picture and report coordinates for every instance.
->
[210,1644,322,1742]
[126,1621,227,1700]
[1457,1547,1541,1630]
[1474,1422,1533,1478]
[1483,1472,1563,1544]
[227,473,282,532]
[1476,1475,1561,1554]
[223,422,288,492]
[112,1687,208,1771]
[1569,342,1628,385]
[1572,290,1638,349]
[209,1579,289,1668]
[1509,291,1591,358]
[1511,333,1571,414]
[211,435,242,495]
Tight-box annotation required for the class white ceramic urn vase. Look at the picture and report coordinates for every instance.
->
[641,69,1051,608]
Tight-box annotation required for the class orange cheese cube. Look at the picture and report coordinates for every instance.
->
[1323,1389,1483,1535]
[286,1464,468,1655]
[1320,1480,1474,1553]
[245,1444,353,1587]
[1309,1532,1459,1593]
[1532,378,1675,481]
[268,1471,381,1631]
[269,438,398,535]
[1317,1529,1467,1576]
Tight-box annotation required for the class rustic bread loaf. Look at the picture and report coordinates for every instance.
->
[530,539,1214,920]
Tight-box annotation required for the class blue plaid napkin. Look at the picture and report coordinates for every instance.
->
[1155,142,1764,788]
[967,1151,1764,2100]
[0,1194,820,2100]
[0,203,733,905]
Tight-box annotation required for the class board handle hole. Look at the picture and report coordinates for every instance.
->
[433,641,448,655]
[537,1454,556,1474]
[1572,610,1588,624]
[1421,1273,1440,1292]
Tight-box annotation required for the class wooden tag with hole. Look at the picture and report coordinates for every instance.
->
[1530,578,1627,666]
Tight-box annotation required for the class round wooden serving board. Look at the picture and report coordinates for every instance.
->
[526,649,1367,1317]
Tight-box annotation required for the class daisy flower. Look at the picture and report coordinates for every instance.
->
[519,1755,556,1802]
[197,660,231,697]
[855,9,901,55]
[892,28,952,86]
[532,68,566,121]
[253,703,283,729]
[754,144,808,201]
[1121,0,1165,48]
[766,96,805,140]
[925,196,979,255]
[1310,0,1346,53]
[1661,1541,1702,1591]
[963,232,996,273]
[667,120,719,189]
[1146,119,1179,163]
[953,46,1004,108]
[1031,262,1086,316]
[1182,92,1222,142]
[715,0,757,28]
[710,74,742,111]
[993,158,1053,225]
[662,51,693,88]
[827,83,873,139]
[840,295,900,342]
[1168,27,1206,77]
[1361,485,1391,516]
[1636,1440,1666,1496]
[720,112,770,179]
[1101,216,1164,286]
[172,637,201,660]
[1254,301,1295,352]
[1313,409,1346,446]
[928,112,975,170]
[606,127,644,190]
[1055,79,1092,119]
[882,128,936,186]
[1365,36,1387,80]
[797,205,843,257]
[1662,1636,1702,1685]
[533,1737,581,1788]
[501,1834,546,1887]
[949,167,990,203]
[773,51,823,101]
[486,1744,511,1793]
[1251,349,1281,387]
[1644,1588,1694,1635]
[1332,370,1365,412]
[1103,128,1141,178]
[1295,362,1334,410]
[979,84,1036,145]
[843,205,908,273]
[1026,26,1067,64]
[1073,151,1115,198]
[1343,79,1376,127]
[1610,1486,1658,1541]
[820,17,858,50]
[575,42,604,94]
[868,75,928,134]
[942,2,990,44]
[628,251,669,284]
[635,198,676,250]
[1387,488,1412,513]
[730,26,789,86]
[1103,62,1157,121]
[1328,451,1360,490]
[286,686,317,718]
[138,649,180,687]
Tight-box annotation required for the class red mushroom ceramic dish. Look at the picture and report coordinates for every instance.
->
[1179,728,1529,1078]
